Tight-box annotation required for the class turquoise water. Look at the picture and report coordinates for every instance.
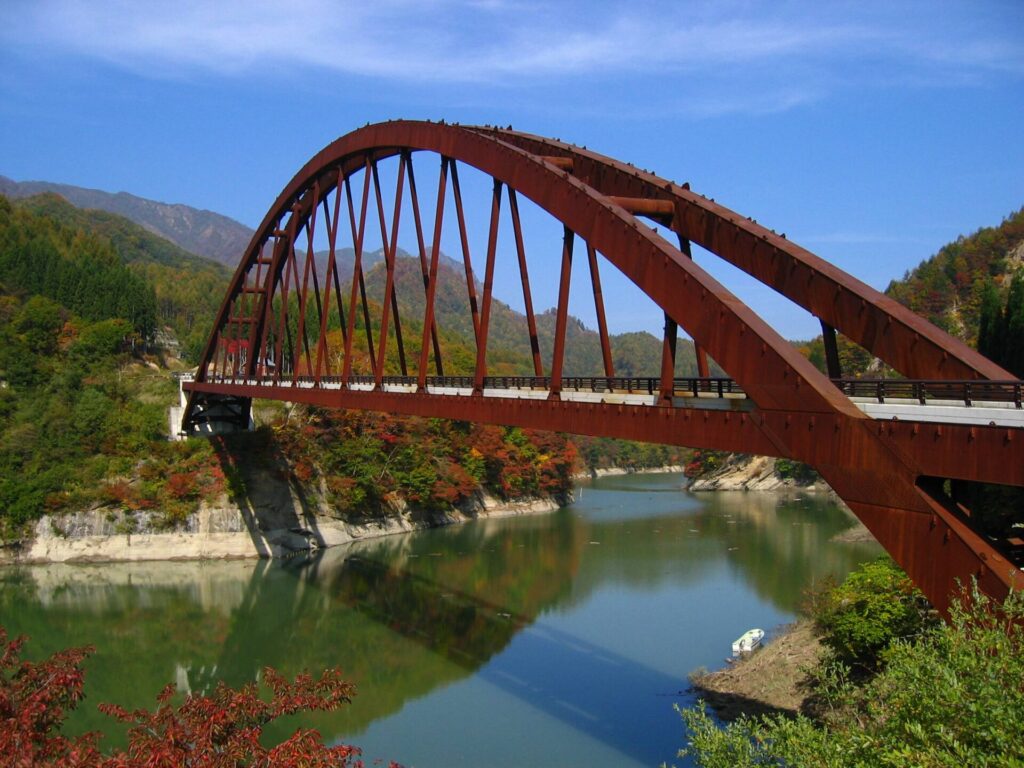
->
[0,473,880,766]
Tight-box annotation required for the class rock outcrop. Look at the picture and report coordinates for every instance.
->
[9,468,564,564]
[687,455,828,492]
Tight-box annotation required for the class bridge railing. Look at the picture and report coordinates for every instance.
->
[833,378,1023,408]
[199,373,1021,408]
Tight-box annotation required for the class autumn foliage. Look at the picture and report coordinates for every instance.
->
[256,409,579,519]
[0,627,385,767]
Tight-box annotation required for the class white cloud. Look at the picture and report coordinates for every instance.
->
[3,0,1021,110]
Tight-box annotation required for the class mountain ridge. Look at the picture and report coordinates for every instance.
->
[0,175,253,266]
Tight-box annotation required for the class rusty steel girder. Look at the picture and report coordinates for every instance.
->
[184,121,1023,614]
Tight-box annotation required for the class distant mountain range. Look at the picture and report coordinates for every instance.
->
[4,174,1019,379]
[1,179,700,375]
[0,175,253,266]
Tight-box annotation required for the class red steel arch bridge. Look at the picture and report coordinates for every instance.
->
[182,120,1024,614]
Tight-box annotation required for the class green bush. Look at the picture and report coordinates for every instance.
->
[679,584,1024,768]
[811,557,935,669]
[774,458,818,484]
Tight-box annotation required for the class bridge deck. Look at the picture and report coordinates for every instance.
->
[189,375,1024,428]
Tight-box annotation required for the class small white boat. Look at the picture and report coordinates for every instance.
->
[732,628,765,656]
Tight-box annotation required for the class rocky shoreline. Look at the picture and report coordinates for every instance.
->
[3,465,691,566]
[687,454,829,493]
[575,464,685,479]
[2,473,566,566]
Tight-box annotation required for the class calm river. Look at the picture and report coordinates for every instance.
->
[0,473,880,767]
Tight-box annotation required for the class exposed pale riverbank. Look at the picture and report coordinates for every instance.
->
[575,464,685,479]
[2,473,565,565]
[688,454,830,492]
[4,465,686,565]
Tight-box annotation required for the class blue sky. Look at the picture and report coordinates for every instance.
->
[1,0,1022,340]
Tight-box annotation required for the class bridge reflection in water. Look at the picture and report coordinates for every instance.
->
[1,476,880,766]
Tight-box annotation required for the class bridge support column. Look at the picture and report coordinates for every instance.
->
[660,313,677,404]
[821,320,842,379]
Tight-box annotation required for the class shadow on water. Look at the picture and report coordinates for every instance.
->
[238,549,691,766]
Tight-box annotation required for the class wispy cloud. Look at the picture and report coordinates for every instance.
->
[3,0,1021,113]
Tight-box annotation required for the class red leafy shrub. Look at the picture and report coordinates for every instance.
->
[100,480,133,505]
[165,472,197,500]
[0,627,385,767]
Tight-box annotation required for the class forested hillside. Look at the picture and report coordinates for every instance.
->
[886,206,1024,347]
[795,206,1024,378]
[0,192,679,547]
[7,193,232,360]
[0,174,253,266]
[0,196,157,338]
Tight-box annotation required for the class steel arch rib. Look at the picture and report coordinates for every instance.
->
[469,126,1013,383]
[194,121,861,420]
[186,120,1022,613]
